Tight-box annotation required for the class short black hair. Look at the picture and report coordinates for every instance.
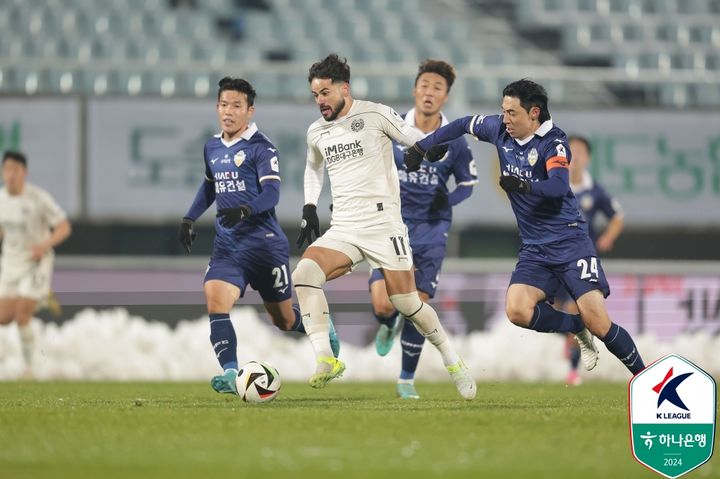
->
[308,54,351,84]
[415,59,456,92]
[217,77,256,106]
[502,79,550,123]
[568,135,592,155]
[2,150,27,167]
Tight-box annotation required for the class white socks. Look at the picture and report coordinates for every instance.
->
[18,322,34,367]
[390,292,459,367]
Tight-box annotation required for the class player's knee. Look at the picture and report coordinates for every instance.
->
[292,258,326,289]
[389,292,423,317]
[372,298,395,318]
[505,303,532,327]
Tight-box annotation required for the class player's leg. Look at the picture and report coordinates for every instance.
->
[383,269,475,400]
[15,297,38,377]
[505,283,586,333]
[204,279,242,394]
[0,297,18,325]
[554,291,582,385]
[292,240,359,388]
[369,270,401,356]
[576,290,644,375]
[395,289,429,400]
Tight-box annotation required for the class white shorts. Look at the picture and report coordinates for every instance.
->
[311,222,413,271]
[0,256,53,301]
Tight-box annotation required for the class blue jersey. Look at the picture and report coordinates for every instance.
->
[203,123,285,250]
[395,110,477,225]
[419,114,587,245]
[572,172,622,242]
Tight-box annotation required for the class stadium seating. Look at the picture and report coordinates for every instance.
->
[0,0,717,106]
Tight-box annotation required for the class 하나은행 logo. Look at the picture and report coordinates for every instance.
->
[629,354,716,478]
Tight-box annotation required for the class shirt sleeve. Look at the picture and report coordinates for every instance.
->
[254,143,282,184]
[38,189,67,228]
[595,184,623,219]
[375,103,424,146]
[450,138,478,187]
[304,131,325,205]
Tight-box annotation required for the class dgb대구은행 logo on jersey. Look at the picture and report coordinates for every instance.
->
[629,354,716,478]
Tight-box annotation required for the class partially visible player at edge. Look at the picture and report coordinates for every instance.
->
[0,150,72,378]
[405,79,644,376]
[559,135,625,385]
[368,59,477,399]
[179,77,339,395]
[293,54,476,399]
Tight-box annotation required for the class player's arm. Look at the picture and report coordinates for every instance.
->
[32,192,72,260]
[407,115,499,171]
[180,151,215,252]
[499,141,571,198]
[376,104,424,146]
[217,148,282,227]
[595,188,625,252]
[297,135,324,248]
[184,150,216,222]
[448,142,478,206]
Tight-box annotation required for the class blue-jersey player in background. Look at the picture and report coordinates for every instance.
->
[368,59,476,399]
[179,77,338,395]
[405,79,645,377]
[559,135,625,385]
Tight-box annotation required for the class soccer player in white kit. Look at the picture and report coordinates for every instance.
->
[292,54,476,399]
[0,151,72,376]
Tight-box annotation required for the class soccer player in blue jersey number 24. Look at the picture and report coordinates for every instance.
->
[405,79,645,377]
[179,77,338,395]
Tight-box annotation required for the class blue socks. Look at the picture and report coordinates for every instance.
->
[569,342,581,370]
[209,313,237,371]
[601,322,645,374]
[291,306,306,333]
[373,309,399,328]
[528,303,585,334]
[399,319,425,380]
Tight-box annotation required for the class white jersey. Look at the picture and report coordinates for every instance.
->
[0,183,66,272]
[304,99,423,228]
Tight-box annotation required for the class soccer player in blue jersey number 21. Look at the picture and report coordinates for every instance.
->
[368,60,477,399]
[179,77,338,395]
[405,79,645,377]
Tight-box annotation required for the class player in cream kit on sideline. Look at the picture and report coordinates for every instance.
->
[0,151,72,377]
[292,54,476,399]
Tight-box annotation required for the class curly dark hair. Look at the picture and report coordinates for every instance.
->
[415,59,456,92]
[502,79,550,123]
[308,54,351,84]
[2,150,27,167]
[217,77,256,106]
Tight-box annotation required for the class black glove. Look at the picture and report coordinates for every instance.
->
[425,143,450,162]
[430,189,449,211]
[179,218,197,253]
[404,143,426,172]
[217,205,251,228]
[296,204,320,249]
[404,143,450,172]
[499,175,532,194]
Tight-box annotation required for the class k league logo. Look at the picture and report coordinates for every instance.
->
[629,354,716,478]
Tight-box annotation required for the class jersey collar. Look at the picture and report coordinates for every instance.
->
[405,107,449,137]
[514,118,553,146]
[214,122,258,147]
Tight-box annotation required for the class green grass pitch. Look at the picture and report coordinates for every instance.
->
[0,381,714,479]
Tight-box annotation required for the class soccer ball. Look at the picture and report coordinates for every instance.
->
[236,361,282,403]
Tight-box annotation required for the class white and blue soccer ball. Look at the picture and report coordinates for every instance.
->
[236,361,282,403]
